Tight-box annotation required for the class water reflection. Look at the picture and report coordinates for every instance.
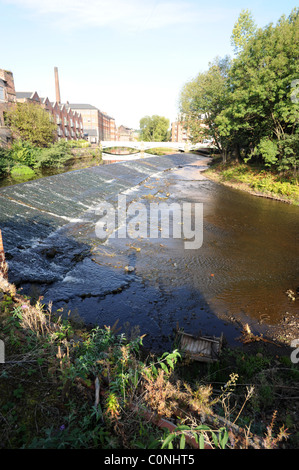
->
[167,169,299,327]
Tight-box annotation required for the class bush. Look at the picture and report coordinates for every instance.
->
[34,140,72,168]
[67,139,90,148]
[10,140,38,167]
[0,147,13,176]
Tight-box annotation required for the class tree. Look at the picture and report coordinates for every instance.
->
[179,56,232,162]
[231,9,257,55]
[5,102,57,147]
[178,8,299,173]
[224,8,299,173]
[139,115,170,142]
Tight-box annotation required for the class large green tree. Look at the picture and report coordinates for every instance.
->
[178,8,299,173]
[5,102,57,147]
[221,8,299,172]
[139,115,170,142]
[179,56,232,161]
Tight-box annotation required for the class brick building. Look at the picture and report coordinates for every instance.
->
[1,67,116,146]
[171,120,191,143]
[102,113,116,141]
[0,69,16,145]
[68,103,117,144]
[116,125,137,141]
[171,119,208,143]
[15,92,84,141]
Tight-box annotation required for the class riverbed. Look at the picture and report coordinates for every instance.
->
[0,154,298,352]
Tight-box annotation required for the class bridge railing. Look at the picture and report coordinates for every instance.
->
[100,141,215,152]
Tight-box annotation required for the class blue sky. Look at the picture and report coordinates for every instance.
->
[0,0,297,129]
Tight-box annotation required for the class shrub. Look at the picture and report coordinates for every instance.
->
[10,140,38,167]
[5,101,57,147]
[34,140,72,168]
[67,139,90,148]
[0,147,13,176]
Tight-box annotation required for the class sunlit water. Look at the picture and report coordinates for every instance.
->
[0,154,298,351]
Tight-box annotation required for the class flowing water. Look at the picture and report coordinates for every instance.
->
[0,154,298,352]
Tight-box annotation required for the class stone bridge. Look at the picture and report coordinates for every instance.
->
[100,140,215,153]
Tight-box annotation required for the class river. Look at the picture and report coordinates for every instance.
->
[0,153,298,352]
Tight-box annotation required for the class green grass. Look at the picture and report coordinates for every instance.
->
[205,162,299,205]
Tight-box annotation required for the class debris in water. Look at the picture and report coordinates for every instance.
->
[286,289,296,301]
[239,323,280,346]
[176,328,223,363]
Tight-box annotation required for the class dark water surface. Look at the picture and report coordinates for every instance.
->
[0,154,298,352]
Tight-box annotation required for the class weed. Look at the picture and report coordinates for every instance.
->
[0,278,295,449]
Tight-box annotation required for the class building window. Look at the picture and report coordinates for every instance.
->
[0,86,4,101]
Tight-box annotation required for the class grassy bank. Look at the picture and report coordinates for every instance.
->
[0,276,298,449]
[204,160,299,206]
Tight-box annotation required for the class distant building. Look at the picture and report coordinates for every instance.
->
[1,66,117,146]
[0,69,16,145]
[171,118,208,143]
[171,121,191,143]
[68,104,117,144]
[15,92,84,141]
[117,125,137,141]
[67,104,100,143]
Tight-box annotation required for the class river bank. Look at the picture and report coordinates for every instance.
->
[0,275,298,449]
[203,160,299,206]
[0,153,298,449]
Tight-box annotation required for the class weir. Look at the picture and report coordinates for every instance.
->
[0,153,202,298]
[0,154,196,249]
[2,152,297,353]
[2,152,237,352]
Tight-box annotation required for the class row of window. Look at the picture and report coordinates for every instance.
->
[57,128,81,137]
[55,114,83,129]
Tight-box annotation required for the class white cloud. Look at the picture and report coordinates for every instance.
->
[4,0,231,32]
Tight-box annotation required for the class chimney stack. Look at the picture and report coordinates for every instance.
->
[54,67,61,104]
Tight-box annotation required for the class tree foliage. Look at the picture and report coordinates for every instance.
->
[5,102,57,147]
[179,56,232,161]
[178,8,299,173]
[231,9,257,55]
[139,115,170,142]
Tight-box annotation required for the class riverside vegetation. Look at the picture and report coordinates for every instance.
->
[0,139,102,184]
[0,276,298,449]
[203,156,299,206]
[179,9,299,188]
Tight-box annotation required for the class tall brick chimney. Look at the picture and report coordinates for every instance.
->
[54,67,61,104]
